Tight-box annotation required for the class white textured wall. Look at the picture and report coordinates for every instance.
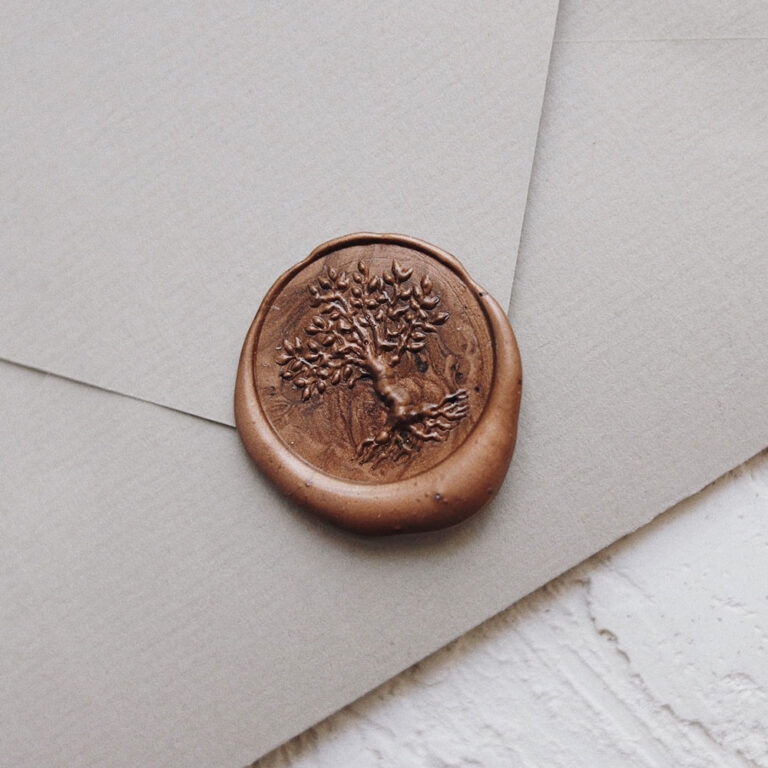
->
[256,450,768,767]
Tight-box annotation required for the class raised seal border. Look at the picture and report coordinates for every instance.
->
[235,232,522,535]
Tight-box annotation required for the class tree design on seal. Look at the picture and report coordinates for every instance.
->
[276,259,469,467]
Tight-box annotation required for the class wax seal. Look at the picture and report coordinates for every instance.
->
[235,233,522,535]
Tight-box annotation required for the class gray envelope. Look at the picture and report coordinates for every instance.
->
[0,1,560,765]
[2,1,768,766]
[0,0,558,423]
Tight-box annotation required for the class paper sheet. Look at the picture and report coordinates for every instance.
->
[3,2,768,766]
[556,0,768,40]
[0,0,559,425]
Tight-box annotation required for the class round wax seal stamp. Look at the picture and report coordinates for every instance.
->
[235,233,522,535]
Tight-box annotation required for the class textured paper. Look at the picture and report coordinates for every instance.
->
[4,2,768,766]
[556,0,768,40]
[0,0,559,425]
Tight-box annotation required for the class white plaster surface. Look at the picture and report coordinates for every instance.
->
[256,450,768,767]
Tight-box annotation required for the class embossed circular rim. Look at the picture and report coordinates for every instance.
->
[235,232,522,535]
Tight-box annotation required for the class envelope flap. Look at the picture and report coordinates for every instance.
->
[0,0,560,425]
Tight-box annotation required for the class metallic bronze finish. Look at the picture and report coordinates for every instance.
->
[235,233,522,535]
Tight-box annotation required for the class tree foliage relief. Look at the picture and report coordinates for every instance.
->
[276,259,469,468]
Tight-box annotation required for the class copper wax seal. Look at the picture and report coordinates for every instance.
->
[235,233,522,535]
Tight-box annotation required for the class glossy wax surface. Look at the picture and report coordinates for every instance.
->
[235,233,522,535]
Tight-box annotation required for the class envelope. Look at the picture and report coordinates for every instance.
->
[0,0,558,424]
[0,1,560,764]
[3,2,768,767]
